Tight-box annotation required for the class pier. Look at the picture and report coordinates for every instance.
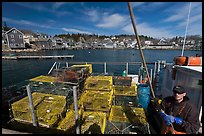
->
[2,55,74,60]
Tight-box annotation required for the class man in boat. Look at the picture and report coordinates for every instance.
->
[158,85,200,134]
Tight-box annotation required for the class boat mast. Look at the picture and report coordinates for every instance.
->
[181,2,191,56]
[127,2,155,98]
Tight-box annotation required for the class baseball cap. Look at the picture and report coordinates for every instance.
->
[173,85,186,94]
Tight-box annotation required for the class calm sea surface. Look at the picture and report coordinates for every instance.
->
[2,49,201,87]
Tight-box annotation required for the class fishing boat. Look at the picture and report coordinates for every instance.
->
[2,57,202,134]
[2,2,202,134]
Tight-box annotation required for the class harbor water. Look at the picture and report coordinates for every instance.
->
[2,49,201,88]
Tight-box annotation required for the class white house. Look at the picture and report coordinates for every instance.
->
[144,40,153,45]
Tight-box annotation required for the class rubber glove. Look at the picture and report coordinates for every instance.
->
[173,116,183,125]
[159,111,166,118]
[160,112,183,126]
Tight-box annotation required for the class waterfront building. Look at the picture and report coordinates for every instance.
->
[146,44,174,49]
[4,28,25,49]
[144,40,153,46]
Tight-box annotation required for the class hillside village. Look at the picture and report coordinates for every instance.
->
[2,27,202,52]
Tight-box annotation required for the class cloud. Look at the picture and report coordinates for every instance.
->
[52,2,66,9]
[86,9,99,22]
[2,17,56,29]
[122,23,174,38]
[177,13,202,28]
[61,27,92,34]
[187,23,202,35]
[132,2,145,8]
[13,2,70,16]
[96,13,128,28]
[163,2,195,23]
[132,2,167,11]
[163,2,202,36]
[48,20,56,23]
[13,2,49,12]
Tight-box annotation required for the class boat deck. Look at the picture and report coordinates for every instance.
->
[179,65,202,73]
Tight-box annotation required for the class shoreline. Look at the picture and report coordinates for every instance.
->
[2,48,201,53]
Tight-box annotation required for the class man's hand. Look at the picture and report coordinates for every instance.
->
[160,112,183,126]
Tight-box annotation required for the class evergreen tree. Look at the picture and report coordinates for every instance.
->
[3,21,10,31]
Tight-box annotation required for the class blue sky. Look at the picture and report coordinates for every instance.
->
[2,2,202,38]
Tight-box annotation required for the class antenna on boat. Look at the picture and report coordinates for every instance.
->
[181,2,191,56]
[127,2,155,98]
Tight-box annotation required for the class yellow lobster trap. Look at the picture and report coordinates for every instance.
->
[84,76,113,92]
[71,64,92,75]
[109,105,147,124]
[29,75,56,83]
[80,90,113,112]
[11,92,66,128]
[81,111,107,134]
[113,85,137,96]
[57,109,83,133]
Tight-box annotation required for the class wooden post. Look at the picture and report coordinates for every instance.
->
[128,2,155,98]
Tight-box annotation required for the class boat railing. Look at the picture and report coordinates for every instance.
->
[48,60,167,84]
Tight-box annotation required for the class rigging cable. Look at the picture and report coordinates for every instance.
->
[181,2,191,56]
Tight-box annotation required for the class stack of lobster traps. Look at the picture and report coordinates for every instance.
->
[82,76,113,112]
[106,76,150,134]
[113,76,132,86]
[10,92,67,128]
[49,64,92,84]
[5,63,152,134]
[105,106,150,134]
[56,75,113,134]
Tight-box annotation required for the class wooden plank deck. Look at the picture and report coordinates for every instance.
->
[2,55,74,60]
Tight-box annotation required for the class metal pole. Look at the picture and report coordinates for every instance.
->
[73,86,80,134]
[48,62,57,75]
[150,69,153,83]
[26,85,37,127]
[153,62,157,79]
[66,62,69,68]
[126,62,128,75]
[55,62,58,69]
[157,60,160,73]
[58,62,61,69]
[104,62,107,74]
[128,2,155,98]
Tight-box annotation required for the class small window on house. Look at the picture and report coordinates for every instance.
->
[12,30,16,33]
[11,39,15,42]
[11,34,14,38]
[16,44,19,47]
[19,35,22,38]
